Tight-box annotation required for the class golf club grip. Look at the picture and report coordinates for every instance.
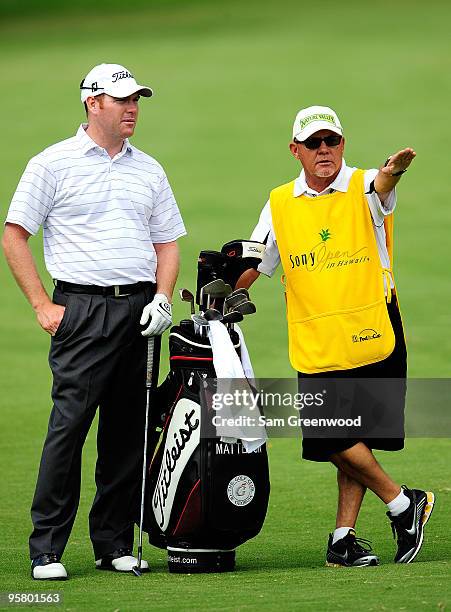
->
[146,337,155,387]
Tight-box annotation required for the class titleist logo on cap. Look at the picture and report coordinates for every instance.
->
[111,70,134,83]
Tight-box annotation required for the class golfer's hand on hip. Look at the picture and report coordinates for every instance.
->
[36,302,66,336]
[140,293,172,336]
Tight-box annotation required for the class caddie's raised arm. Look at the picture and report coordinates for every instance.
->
[374,148,416,202]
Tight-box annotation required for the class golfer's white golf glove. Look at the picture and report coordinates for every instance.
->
[140,293,172,337]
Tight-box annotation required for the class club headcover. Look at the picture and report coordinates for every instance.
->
[221,240,266,289]
[196,250,227,306]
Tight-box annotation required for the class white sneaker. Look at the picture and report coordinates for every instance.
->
[95,548,150,572]
[31,554,68,580]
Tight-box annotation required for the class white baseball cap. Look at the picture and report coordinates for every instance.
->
[292,105,343,142]
[80,63,153,103]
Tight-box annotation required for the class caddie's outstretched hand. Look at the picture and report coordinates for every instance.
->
[382,148,416,176]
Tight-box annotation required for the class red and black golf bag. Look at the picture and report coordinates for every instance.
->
[143,322,270,572]
[143,239,269,573]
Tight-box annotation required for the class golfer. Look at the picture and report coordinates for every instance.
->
[2,63,186,579]
[243,106,435,566]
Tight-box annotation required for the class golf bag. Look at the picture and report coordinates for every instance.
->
[144,321,270,573]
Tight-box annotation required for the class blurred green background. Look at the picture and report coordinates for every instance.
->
[0,0,450,609]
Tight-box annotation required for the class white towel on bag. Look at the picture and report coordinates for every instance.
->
[207,320,266,452]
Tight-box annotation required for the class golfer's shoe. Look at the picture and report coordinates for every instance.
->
[387,486,435,563]
[95,548,150,573]
[326,529,379,567]
[31,553,67,580]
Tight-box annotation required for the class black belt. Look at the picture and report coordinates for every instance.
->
[54,280,153,297]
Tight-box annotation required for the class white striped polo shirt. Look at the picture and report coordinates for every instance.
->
[6,124,186,285]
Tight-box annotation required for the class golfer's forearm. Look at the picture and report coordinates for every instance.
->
[2,225,51,311]
[154,241,180,301]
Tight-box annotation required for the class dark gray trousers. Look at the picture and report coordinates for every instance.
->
[29,284,159,560]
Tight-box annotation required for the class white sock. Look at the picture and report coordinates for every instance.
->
[387,490,410,516]
[332,527,354,545]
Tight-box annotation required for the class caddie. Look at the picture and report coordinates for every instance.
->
[2,63,186,579]
[242,105,435,567]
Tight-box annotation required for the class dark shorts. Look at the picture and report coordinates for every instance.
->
[299,296,407,462]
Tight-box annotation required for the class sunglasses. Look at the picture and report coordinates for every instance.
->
[295,134,342,150]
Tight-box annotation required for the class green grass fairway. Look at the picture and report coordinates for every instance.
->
[1,433,450,610]
[0,0,450,610]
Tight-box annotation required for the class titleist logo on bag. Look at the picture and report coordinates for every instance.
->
[152,398,200,530]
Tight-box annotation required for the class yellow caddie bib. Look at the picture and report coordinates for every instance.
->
[270,169,396,373]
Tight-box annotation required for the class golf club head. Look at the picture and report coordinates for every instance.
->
[200,279,227,310]
[233,300,256,316]
[191,313,209,337]
[224,292,248,314]
[202,279,226,293]
[191,314,209,326]
[179,288,195,314]
[203,279,233,310]
[222,310,244,325]
[231,287,250,300]
[204,308,223,321]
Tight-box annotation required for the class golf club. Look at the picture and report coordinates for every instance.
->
[199,279,226,311]
[224,292,248,315]
[133,336,155,577]
[204,282,233,311]
[179,288,195,314]
[232,300,257,316]
[231,287,249,300]
[209,283,232,311]
[191,313,209,337]
[222,310,244,332]
[204,308,223,321]
[191,313,209,326]
[202,279,230,310]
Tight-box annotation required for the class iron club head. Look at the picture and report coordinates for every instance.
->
[231,287,249,300]
[200,279,227,310]
[224,292,248,315]
[222,310,244,325]
[179,288,195,314]
[232,300,256,316]
[204,308,223,321]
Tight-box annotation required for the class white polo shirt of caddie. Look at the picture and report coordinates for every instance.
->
[6,124,186,286]
[251,161,396,288]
